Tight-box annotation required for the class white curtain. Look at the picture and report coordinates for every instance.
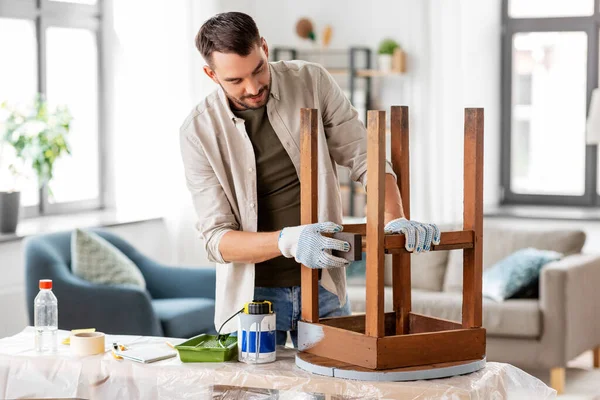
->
[158,1,222,266]
[402,0,501,225]
[103,0,219,265]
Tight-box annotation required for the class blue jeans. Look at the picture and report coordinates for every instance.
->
[253,284,351,348]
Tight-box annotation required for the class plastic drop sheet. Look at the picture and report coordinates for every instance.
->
[0,327,556,399]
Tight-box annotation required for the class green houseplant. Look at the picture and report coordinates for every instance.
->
[377,38,400,72]
[0,95,73,233]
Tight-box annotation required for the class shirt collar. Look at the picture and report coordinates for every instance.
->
[268,63,281,101]
[217,86,238,123]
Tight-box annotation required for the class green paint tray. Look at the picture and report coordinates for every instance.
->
[174,334,238,363]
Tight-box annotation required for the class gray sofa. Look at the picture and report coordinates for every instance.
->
[346,222,600,392]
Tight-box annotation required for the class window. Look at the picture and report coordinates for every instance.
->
[0,0,103,217]
[501,0,600,206]
[0,18,39,207]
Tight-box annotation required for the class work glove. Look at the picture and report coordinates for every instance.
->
[384,218,441,253]
[278,222,350,269]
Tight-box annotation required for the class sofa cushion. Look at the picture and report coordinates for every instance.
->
[346,286,541,338]
[153,298,216,338]
[347,223,453,291]
[384,251,449,291]
[444,225,586,292]
[347,251,449,292]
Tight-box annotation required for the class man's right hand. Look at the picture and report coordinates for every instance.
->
[278,222,350,269]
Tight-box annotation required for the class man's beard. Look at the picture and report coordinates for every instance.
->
[222,75,272,111]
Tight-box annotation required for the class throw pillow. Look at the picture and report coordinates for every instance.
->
[384,251,449,292]
[482,248,562,302]
[71,229,146,288]
[443,225,585,292]
[510,276,540,299]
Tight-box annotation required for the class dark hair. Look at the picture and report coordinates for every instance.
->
[196,12,261,66]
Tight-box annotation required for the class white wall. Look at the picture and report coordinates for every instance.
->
[0,239,28,338]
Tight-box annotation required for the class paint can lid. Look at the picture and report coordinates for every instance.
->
[244,300,273,315]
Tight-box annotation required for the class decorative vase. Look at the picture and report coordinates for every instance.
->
[0,191,20,234]
[378,54,393,72]
[392,48,407,73]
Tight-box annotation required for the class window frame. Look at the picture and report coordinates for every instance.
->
[0,0,105,217]
[500,0,600,206]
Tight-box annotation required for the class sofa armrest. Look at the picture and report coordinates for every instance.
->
[540,253,600,364]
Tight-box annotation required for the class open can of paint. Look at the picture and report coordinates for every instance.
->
[238,300,276,364]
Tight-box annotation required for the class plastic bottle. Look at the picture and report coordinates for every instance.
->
[34,279,58,353]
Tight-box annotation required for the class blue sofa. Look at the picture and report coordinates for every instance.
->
[24,229,217,338]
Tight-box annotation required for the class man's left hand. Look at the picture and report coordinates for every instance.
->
[384,218,441,253]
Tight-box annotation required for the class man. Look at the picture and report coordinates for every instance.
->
[180,12,440,347]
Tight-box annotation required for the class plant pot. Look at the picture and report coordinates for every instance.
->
[378,54,393,72]
[0,191,20,234]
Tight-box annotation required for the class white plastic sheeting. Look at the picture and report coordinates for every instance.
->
[0,327,556,399]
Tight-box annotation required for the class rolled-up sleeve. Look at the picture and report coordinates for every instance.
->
[179,128,239,264]
[318,66,396,187]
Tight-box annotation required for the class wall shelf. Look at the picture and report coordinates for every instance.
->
[355,69,404,78]
[325,68,350,75]
[271,47,402,217]
[325,68,404,78]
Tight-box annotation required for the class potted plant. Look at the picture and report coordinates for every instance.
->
[377,38,400,72]
[0,95,73,233]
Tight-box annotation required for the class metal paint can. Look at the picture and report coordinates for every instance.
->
[238,300,276,364]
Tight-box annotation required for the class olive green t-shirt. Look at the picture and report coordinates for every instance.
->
[233,105,303,287]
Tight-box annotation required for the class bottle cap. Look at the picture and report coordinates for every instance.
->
[39,279,52,290]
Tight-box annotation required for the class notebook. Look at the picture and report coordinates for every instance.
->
[114,345,177,364]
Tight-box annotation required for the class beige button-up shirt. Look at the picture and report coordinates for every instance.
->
[179,60,395,333]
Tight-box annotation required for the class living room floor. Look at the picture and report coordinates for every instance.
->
[525,351,600,399]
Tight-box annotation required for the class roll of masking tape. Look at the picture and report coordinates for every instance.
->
[70,332,105,356]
